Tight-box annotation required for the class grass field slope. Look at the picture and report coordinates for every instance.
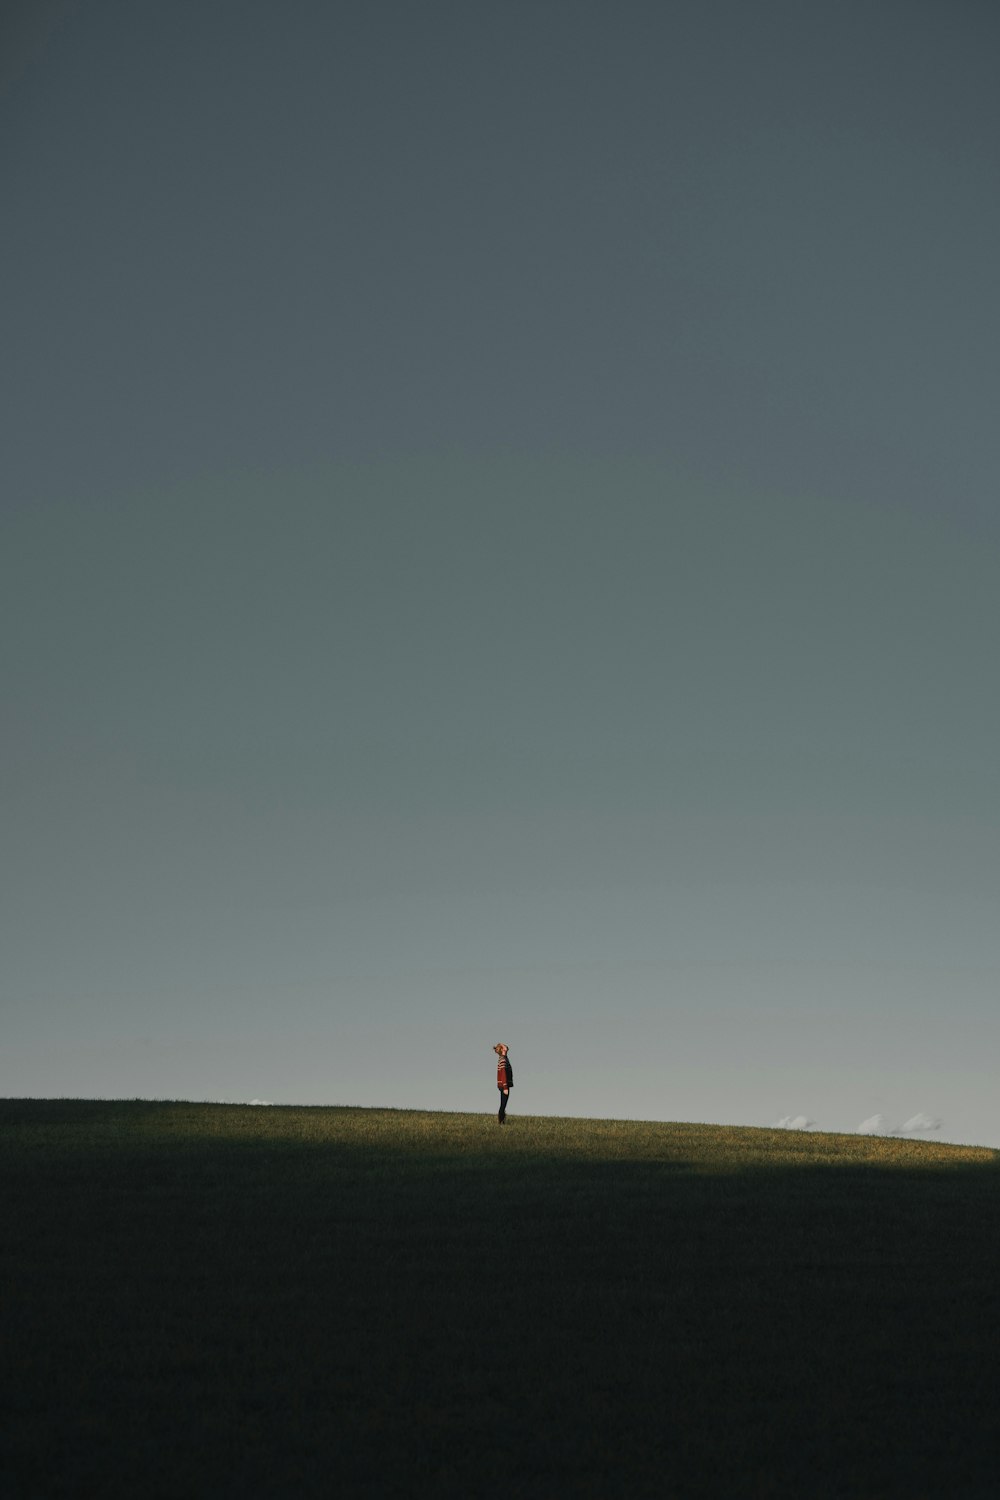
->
[2,1100,997,1498]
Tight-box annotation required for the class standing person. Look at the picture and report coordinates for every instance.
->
[493,1043,513,1125]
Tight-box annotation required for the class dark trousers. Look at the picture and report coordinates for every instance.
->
[498,1089,509,1122]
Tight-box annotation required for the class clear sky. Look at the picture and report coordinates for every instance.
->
[3,1,998,1144]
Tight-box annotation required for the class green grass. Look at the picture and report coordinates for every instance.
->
[2,1099,998,1498]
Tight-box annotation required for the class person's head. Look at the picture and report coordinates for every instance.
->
[493,1042,507,1056]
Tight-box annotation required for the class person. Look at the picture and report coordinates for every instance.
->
[493,1042,513,1124]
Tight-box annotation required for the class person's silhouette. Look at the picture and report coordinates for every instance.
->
[493,1042,513,1124]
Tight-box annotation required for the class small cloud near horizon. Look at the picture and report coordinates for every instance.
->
[771,1115,817,1131]
[857,1112,943,1136]
[899,1112,942,1134]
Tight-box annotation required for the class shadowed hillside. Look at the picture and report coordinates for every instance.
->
[2,1100,997,1498]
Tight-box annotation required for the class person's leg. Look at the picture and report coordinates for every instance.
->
[498,1089,508,1123]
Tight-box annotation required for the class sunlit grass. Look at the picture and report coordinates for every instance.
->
[12,1096,989,1166]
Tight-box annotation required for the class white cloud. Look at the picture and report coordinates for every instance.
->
[857,1112,943,1136]
[771,1115,817,1130]
[248,1099,273,1106]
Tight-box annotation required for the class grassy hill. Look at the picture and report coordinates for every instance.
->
[2,1099,997,1497]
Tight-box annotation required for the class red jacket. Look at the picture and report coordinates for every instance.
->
[497,1054,513,1090]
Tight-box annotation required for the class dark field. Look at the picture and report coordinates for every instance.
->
[2,1099,998,1498]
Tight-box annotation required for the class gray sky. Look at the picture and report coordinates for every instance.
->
[3,1,998,1144]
